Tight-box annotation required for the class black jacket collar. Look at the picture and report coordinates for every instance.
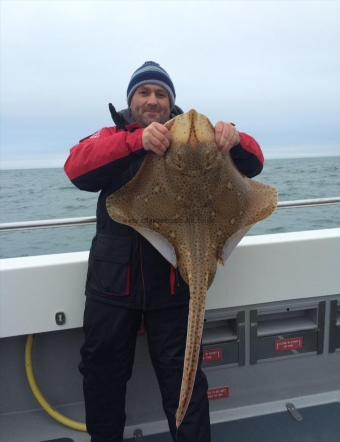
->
[108,103,184,130]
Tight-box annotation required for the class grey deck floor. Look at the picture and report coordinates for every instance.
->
[0,403,89,442]
[1,402,339,442]
[125,402,340,442]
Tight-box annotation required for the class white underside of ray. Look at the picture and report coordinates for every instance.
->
[133,227,177,267]
[221,226,252,262]
[133,225,251,268]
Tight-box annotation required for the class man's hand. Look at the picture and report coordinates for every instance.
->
[142,122,171,156]
[215,121,240,155]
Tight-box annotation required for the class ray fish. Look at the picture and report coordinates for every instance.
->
[106,109,278,428]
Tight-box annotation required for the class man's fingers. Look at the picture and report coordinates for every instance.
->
[142,119,172,155]
[152,121,169,133]
[215,121,224,133]
[151,146,165,156]
[215,122,223,144]
[214,121,240,155]
[147,123,171,144]
[142,127,170,155]
[223,124,234,141]
[152,143,168,156]
[153,125,171,145]
[151,131,170,149]
[151,122,170,138]
[150,134,169,150]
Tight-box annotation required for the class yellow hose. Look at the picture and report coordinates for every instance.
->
[25,334,87,432]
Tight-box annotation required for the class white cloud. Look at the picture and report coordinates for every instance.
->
[1,0,340,164]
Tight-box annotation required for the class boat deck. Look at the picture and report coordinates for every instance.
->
[1,228,340,442]
[2,397,340,441]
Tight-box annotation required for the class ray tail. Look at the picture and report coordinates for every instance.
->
[175,229,211,428]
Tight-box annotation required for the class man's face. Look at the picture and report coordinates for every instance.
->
[130,84,171,127]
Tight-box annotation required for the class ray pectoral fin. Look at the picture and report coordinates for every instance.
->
[106,194,130,224]
[247,181,278,225]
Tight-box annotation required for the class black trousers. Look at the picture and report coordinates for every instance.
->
[79,298,211,442]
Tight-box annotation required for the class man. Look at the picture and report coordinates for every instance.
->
[64,61,264,442]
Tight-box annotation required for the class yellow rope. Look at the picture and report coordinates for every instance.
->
[25,334,87,432]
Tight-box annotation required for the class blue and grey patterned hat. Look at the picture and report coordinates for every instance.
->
[127,61,176,109]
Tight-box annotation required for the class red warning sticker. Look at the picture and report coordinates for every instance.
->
[275,337,304,352]
[203,348,223,363]
[208,387,230,400]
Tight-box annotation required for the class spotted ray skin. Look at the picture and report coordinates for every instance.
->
[106,110,277,428]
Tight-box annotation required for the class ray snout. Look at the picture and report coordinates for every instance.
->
[167,109,215,147]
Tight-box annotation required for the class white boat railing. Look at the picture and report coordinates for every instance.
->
[0,197,340,232]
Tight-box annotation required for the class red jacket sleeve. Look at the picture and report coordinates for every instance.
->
[64,126,145,191]
[231,132,264,178]
[64,125,264,192]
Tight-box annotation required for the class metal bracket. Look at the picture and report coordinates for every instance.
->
[40,438,74,442]
[133,428,144,441]
[286,402,303,422]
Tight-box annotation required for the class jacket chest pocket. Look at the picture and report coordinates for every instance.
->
[88,234,132,296]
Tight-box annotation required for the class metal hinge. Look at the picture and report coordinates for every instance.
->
[286,402,303,422]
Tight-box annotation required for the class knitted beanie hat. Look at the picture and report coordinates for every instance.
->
[127,61,176,109]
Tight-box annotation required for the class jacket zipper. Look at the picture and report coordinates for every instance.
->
[139,239,146,309]
[125,263,132,296]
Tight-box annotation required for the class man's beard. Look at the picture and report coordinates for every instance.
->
[131,106,170,127]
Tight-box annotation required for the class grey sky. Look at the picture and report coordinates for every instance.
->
[1,0,340,168]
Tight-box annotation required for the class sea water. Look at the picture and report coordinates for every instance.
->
[0,156,339,258]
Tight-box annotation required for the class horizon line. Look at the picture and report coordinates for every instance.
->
[1,152,340,171]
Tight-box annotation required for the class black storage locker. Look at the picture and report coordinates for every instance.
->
[329,299,340,352]
[202,311,245,367]
[250,301,325,364]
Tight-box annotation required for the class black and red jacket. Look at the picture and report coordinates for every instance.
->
[64,107,264,310]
